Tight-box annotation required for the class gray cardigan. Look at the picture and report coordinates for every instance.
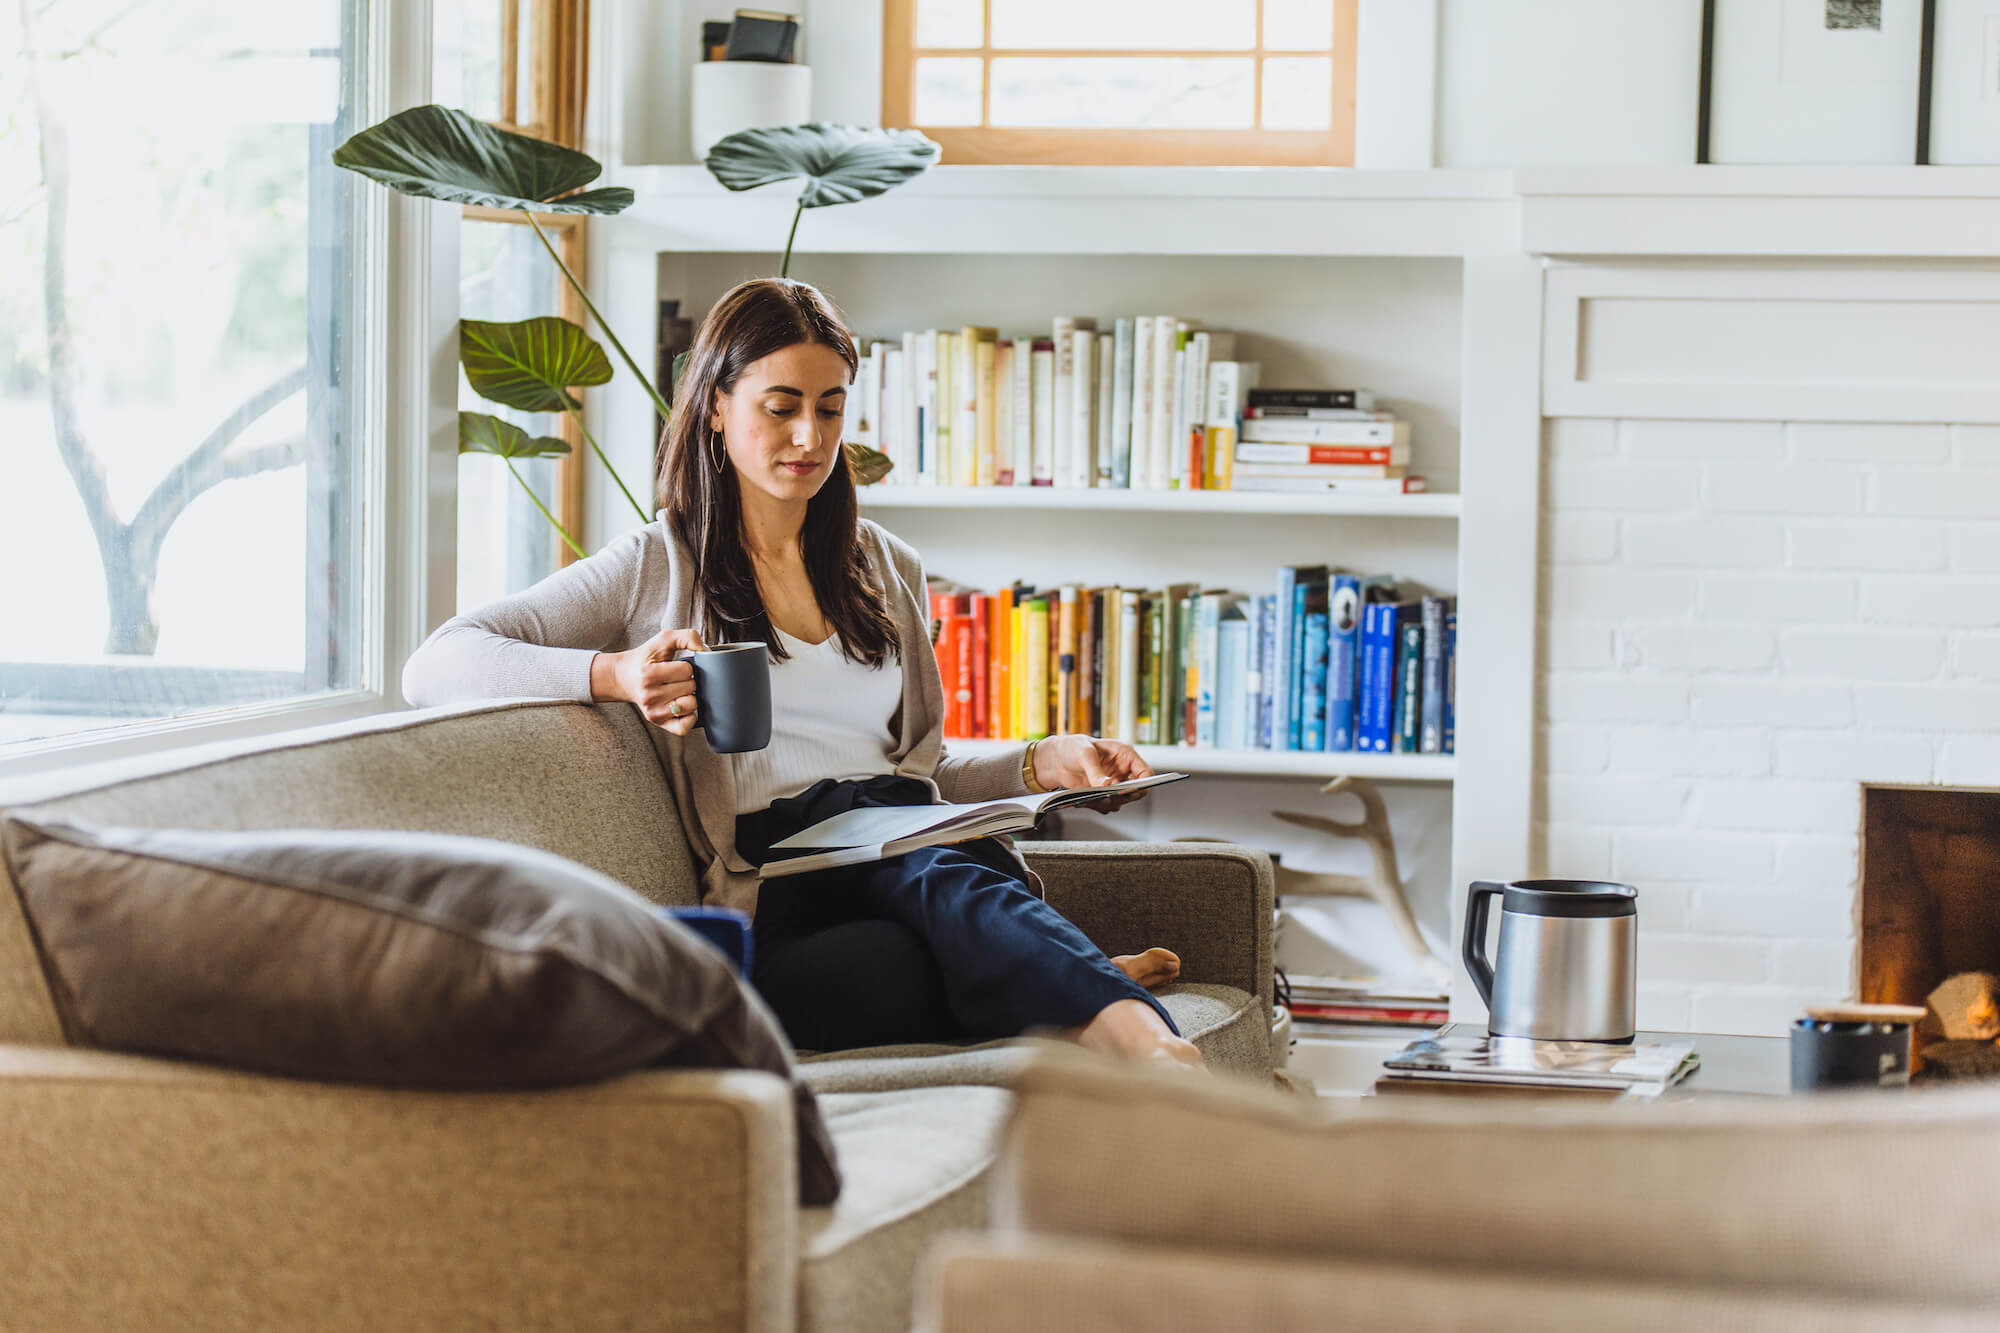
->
[402,516,1033,915]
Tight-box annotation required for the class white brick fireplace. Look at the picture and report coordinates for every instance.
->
[1522,186,2000,1035]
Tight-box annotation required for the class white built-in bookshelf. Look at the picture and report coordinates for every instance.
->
[589,162,1543,996]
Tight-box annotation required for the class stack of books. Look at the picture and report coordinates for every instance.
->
[1286,974,1450,1032]
[1233,388,1423,498]
[845,318,1423,495]
[1379,1024,1701,1099]
[928,573,1457,754]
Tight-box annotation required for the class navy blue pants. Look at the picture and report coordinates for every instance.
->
[736,775,1178,1053]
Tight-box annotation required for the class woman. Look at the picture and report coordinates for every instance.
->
[405,277,1199,1068]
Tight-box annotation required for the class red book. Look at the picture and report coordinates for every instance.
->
[1240,443,1401,466]
[969,593,992,739]
[951,594,975,739]
[1186,426,1205,491]
[930,591,958,737]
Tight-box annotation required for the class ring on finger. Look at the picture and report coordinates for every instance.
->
[668,699,682,718]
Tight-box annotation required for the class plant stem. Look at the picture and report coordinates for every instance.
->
[505,457,587,559]
[527,213,674,426]
[781,196,804,279]
[564,399,649,523]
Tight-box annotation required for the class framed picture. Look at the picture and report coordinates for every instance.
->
[1697,0,1925,163]
[1921,0,2000,161]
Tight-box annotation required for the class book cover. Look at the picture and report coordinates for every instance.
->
[1256,593,1279,749]
[1326,574,1362,752]
[1094,331,1115,488]
[1356,602,1387,754]
[1243,593,1267,749]
[968,327,997,487]
[1203,359,1260,491]
[1419,595,1453,754]
[1248,388,1376,411]
[1130,316,1155,489]
[1179,328,1203,489]
[1150,316,1177,490]
[1024,597,1051,741]
[1243,406,1393,421]
[1215,602,1249,751]
[1011,336,1034,487]
[1080,586,1103,737]
[1394,611,1423,754]
[1051,316,1079,488]
[1101,589,1123,741]
[1301,608,1330,752]
[1159,583,1196,746]
[1233,461,1408,481]
[1110,318,1135,489]
[881,346,905,482]
[993,340,1014,486]
[937,330,956,486]
[969,592,991,739]
[1241,418,1407,447]
[1230,476,1430,495]
[992,585,1014,739]
[1176,588,1197,744]
[1167,331,1187,489]
[918,330,940,485]
[849,351,871,448]
[1443,606,1458,755]
[898,332,920,482]
[953,594,975,738]
[1270,566,1300,752]
[1134,594,1158,744]
[1069,326,1097,489]
[1030,341,1055,486]
[1117,591,1140,743]
[929,590,955,736]
[1236,442,1409,467]
[1381,1024,1699,1094]
[1287,567,1330,751]
[1195,591,1224,747]
[1056,586,1079,735]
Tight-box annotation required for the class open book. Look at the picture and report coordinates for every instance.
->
[756,772,1190,880]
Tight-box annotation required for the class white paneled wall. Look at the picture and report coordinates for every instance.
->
[1536,417,2000,1034]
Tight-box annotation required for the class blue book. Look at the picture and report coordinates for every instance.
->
[1419,594,1453,754]
[1301,611,1330,751]
[1325,574,1363,752]
[1216,605,1249,751]
[1285,566,1329,751]
[1244,595,1267,749]
[1393,612,1423,754]
[1257,594,1280,748]
[1360,601,1400,754]
[1442,606,1458,755]
[1270,568,1300,752]
[1355,602,1383,753]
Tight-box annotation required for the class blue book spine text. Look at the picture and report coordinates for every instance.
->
[1301,611,1330,752]
[1443,608,1458,755]
[1271,570,1298,752]
[1326,574,1361,752]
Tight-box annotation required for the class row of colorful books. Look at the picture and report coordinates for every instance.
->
[846,318,1422,497]
[926,568,1457,755]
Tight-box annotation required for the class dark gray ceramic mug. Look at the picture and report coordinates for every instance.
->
[682,642,771,754]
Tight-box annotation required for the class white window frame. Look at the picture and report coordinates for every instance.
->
[0,0,461,781]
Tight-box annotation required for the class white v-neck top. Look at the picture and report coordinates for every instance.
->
[727,627,905,816]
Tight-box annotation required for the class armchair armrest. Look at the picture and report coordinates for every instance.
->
[1016,841,1273,1014]
[0,1044,799,1333]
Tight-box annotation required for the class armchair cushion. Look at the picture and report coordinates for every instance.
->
[0,815,840,1202]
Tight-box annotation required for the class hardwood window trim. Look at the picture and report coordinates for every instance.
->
[882,0,1357,167]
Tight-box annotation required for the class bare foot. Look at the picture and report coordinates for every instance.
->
[1063,998,1207,1071]
[1112,946,1181,992]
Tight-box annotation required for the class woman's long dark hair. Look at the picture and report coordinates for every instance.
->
[658,277,900,668]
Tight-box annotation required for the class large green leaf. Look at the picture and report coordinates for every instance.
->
[703,124,939,208]
[462,317,612,413]
[845,443,893,486]
[458,411,572,459]
[333,104,634,214]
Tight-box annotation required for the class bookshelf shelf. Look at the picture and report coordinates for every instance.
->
[944,738,1456,783]
[858,487,1462,519]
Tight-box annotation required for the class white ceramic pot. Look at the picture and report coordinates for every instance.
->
[690,62,812,161]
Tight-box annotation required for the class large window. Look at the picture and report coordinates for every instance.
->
[0,1,366,748]
[883,0,1358,165]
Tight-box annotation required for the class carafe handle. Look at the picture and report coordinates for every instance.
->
[1461,881,1506,1012]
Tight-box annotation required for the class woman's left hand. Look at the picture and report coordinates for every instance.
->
[1031,734,1154,812]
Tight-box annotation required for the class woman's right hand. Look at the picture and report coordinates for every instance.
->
[596,627,707,736]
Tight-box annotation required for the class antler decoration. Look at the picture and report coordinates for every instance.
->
[1270,776,1449,985]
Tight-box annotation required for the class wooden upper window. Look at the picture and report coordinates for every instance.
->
[882,0,1357,166]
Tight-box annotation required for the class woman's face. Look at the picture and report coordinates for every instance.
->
[709,341,851,507]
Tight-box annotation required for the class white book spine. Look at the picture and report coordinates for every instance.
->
[1241,419,1402,445]
[1050,317,1077,488]
[919,330,939,485]
[1185,331,1211,486]
[1011,337,1034,486]
[1030,343,1055,485]
[1110,319,1134,488]
[1094,331,1115,487]
[899,332,919,485]
[1130,317,1154,490]
[1069,328,1095,488]
[880,347,903,484]
[1149,316,1176,490]
[849,353,871,448]
[955,332,979,487]
[1117,595,1141,742]
[1168,342,1188,488]
[936,331,955,487]
[870,340,891,454]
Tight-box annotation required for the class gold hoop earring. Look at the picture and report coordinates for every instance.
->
[710,430,726,475]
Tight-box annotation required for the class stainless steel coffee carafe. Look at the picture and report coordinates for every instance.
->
[1461,879,1637,1043]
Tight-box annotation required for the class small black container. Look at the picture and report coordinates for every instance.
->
[1789,1018,1912,1092]
[685,642,773,755]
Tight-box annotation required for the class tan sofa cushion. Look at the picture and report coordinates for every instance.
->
[0,816,840,1203]
[992,1045,2000,1308]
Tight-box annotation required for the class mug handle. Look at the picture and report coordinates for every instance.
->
[1460,881,1506,1012]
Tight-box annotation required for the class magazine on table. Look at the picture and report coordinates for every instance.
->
[1380,1023,1701,1097]
[756,771,1191,880]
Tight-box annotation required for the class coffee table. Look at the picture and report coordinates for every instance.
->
[1288,1027,1792,1100]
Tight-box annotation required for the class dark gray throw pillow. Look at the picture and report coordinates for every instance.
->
[0,816,839,1205]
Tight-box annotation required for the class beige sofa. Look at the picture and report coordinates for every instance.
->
[918,1045,2000,1332]
[0,699,1274,1333]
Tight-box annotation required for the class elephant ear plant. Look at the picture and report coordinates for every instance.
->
[332,108,938,550]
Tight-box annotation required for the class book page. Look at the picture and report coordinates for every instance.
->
[769,797,1043,851]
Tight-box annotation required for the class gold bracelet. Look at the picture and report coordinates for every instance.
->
[1021,738,1048,793]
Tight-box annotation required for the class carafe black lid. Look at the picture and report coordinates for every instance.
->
[1504,879,1637,919]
